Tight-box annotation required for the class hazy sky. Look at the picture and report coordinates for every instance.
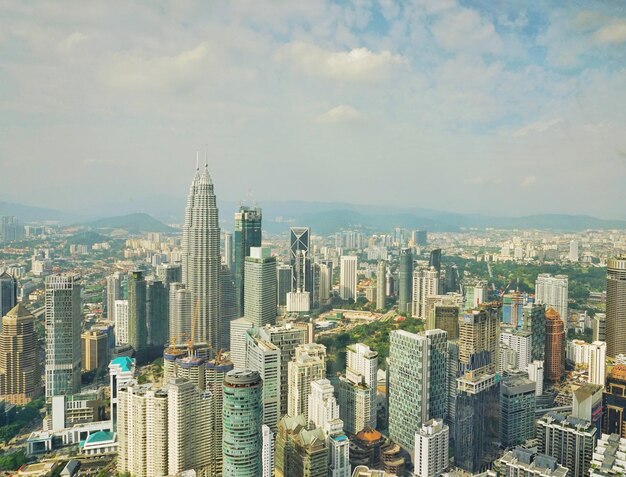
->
[1,1,625,218]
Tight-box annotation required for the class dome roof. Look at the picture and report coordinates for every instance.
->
[356,427,382,443]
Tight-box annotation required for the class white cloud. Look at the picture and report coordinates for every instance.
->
[512,118,565,137]
[275,42,404,82]
[595,21,626,44]
[520,176,537,188]
[316,105,363,123]
[432,7,503,53]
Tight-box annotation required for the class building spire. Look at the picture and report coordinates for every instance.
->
[196,151,200,171]
[204,144,208,169]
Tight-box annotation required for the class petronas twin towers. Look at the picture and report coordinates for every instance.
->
[182,157,221,352]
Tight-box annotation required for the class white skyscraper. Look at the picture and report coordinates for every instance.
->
[412,267,440,319]
[588,341,607,387]
[245,331,281,431]
[262,424,274,477]
[115,299,129,346]
[339,255,358,301]
[168,283,191,346]
[182,159,221,350]
[414,419,449,477]
[287,343,326,419]
[45,274,82,398]
[535,274,568,327]
[106,272,123,322]
[376,261,386,310]
[319,263,331,305]
[229,317,254,370]
[527,360,544,396]
[569,241,579,262]
[500,329,532,371]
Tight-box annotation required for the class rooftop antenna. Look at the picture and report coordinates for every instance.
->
[204,143,208,169]
[196,151,199,171]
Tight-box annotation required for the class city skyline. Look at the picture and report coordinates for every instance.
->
[1,1,625,218]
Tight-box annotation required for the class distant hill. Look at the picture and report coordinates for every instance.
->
[84,213,175,234]
[0,200,79,223]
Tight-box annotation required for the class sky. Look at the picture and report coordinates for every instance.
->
[1,0,625,218]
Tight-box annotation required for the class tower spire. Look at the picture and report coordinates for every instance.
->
[204,143,208,169]
[196,151,199,171]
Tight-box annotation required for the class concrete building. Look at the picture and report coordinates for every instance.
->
[522,303,546,362]
[528,360,545,396]
[593,313,606,343]
[81,330,108,372]
[496,447,568,477]
[0,272,17,327]
[114,300,129,346]
[459,306,499,375]
[572,383,603,435]
[168,283,191,346]
[290,227,312,296]
[229,317,254,370]
[205,358,234,477]
[146,279,168,348]
[244,247,277,327]
[338,343,377,434]
[0,304,41,404]
[105,272,123,322]
[589,433,626,476]
[589,341,607,387]
[339,256,358,301]
[288,344,326,419]
[537,412,597,477]
[413,419,449,477]
[45,274,82,398]
[222,370,263,476]
[245,330,280,431]
[262,424,274,477]
[545,308,565,382]
[426,293,462,340]
[411,267,439,319]
[275,414,328,477]
[182,161,221,351]
[318,262,332,306]
[535,274,568,328]
[500,328,532,371]
[287,291,311,313]
[127,271,148,359]
[277,264,293,308]
[500,373,536,448]
[606,257,626,358]
[109,356,135,431]
[398,248,413,314]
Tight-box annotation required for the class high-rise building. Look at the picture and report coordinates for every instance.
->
[388,329,448,454]
[589,433,626,477]
[262,424,274,477]
[538,412,597,477]
[114,300,129,346]
[429,249,442,272]
[412,267,439,319]
[412,230,427,246]
[245,330,280,431]
[528,360,545,396]
[414,419,449,477]
[233,206,262,315]
[205,358,234,476]
[109,356,136,432]
[244,247,277,327]
[398,248,413,314]
[545,308,565,382]
[569,240,579,262]
[606,257,626,358]
[229,317,254,370]
[290,227,312,294]
[182,161,221,351]
[155,263,182,287]
[287,344,326,419]
[522,304,546,361]
[593,313,606,343]
[500,373,536,448]
[223,232,233,270]
[339,256,358,301]
[603,365,626,438]
[589,341,607,387]
[277,264,293,308]
[0,216,23,244]
[168,283,191,346]
[458,306,499,375]
[81,330,108,372]
[338,343,378,435]
[0,304,40,404]
[106,272,123,322]
[376,261,386,310]
[500,328,532,371]
[223,369,263,476]
[146,279,168,348]
[128,271,148,359]
[275,414,328,477]
[318,262,331,306]
[219,265,238,350]
[0,272,17,326]
[496,447,567,477]
[425,294,461,340]
[444,264,459,294]
[454,371,500,473]
[45,274,82,398]
[572,383,604,435]
[536,274,568,328]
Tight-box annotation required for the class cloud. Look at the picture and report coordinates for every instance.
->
[431,7,503,53]
[520,176,537,188]
[512,118,565,137]
[275,42,404,82]
[316,105,363,123]
[464,176,502,186]
[594,21,626,44]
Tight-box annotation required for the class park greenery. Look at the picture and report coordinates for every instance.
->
[0,449,26,471]
[0,397,44,445]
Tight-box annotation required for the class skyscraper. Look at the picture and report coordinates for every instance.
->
[233,206,262,315]
[522,303,546,362]
[244,247,277,327]
[290,227,312,294]
[223,370,263,476]
[128,271,148,359]
[219,265,238,350]
[106,272,123,322]
[536,274,568,328]
[545,308,565,382]
[45,274,82,398]
[206,358,234,476]
[500,373,536,448]
[245,330,280,431]
[277,264,293,308]
[168,283,191,346]
[398,248,413,315]
[589,341,607,387]
[376,261,386,310]
[114,300,129,346]
[412,267,439,319]
[223,232,233,270]
[146,279,168,348]
[606,257,626,358]
[429,249,442,272]
[603,365,626,438]
[0,304,40,404]
[288,344,326,419]
[0,272,17,325]
[182,160,221,351]
[318,262,331,306]
[339,255,357,301]
[414,419,449,477]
